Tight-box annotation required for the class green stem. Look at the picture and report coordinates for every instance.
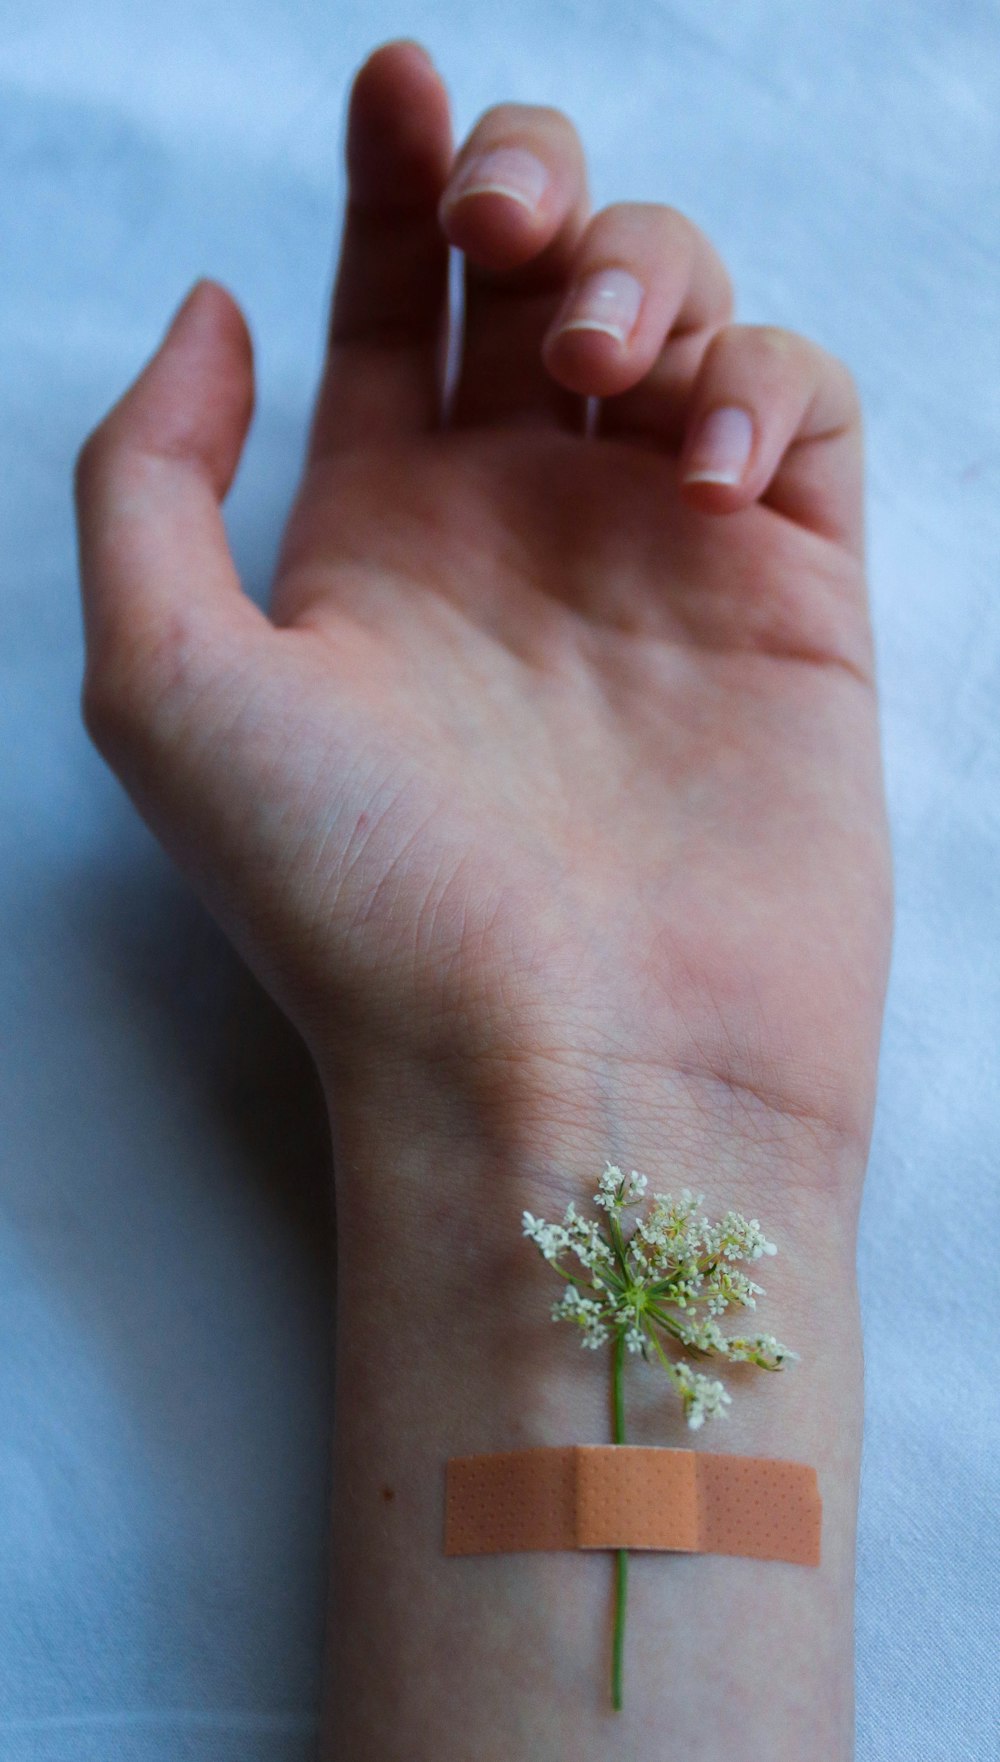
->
[646,1323,686,1398]
[608,1212,632,1281]
[612,1326,627,1445]
[611,1327,628,1713]
[644,1303,688,1342]
[544,1251,626,1296]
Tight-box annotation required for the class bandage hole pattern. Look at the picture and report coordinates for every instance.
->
[446,1447,820,1564]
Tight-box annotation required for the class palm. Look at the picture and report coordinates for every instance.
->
[234,422,887,1143]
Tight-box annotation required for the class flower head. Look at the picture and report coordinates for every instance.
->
[521,1165,796,1428]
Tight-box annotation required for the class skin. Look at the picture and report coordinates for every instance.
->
[74,37,893,1760]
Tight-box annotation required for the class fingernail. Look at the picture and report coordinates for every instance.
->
[683,406,755,485]
[441,147,550,216]
[552,268,645,345]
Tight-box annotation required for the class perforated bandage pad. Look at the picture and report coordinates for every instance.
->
[444,1445,820,1565]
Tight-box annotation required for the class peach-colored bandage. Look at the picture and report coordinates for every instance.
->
[444,1446,821,1566]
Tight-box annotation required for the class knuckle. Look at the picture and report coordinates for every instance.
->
[81,608,203,762]
[467,101,581,153]
[73,423,114,503]
[743,322,807,363]
[706,324,863,432]
[820,349,863,421]
[591,199,696,244]
[527,102,578,137]
[750,327,862,416]
[652,201,700,247]
[80,648,142,759]
[709,322,811,376]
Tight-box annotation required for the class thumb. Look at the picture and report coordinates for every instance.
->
[74,278,269,728]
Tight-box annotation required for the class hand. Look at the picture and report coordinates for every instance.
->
[75,38,891,1189]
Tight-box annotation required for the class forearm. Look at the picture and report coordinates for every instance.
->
[319,1049,866,1761]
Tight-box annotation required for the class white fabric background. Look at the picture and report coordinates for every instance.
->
[1,2,997,1757]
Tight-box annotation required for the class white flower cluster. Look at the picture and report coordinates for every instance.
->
[550,1285,610,1348]
[522,1163,797,1428]
[523,1203,616,1277]
[594,1165,648,1211]
[671,1362,732,1430]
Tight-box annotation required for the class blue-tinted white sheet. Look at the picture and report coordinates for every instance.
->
[1,3,997,1756]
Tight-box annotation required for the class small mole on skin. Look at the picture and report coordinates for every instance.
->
[381,1485,395,1502]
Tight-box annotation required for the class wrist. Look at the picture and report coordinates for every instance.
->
[323,1044,865,1446]
[322,1027,870,1256]
[321,1046,866,1760]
